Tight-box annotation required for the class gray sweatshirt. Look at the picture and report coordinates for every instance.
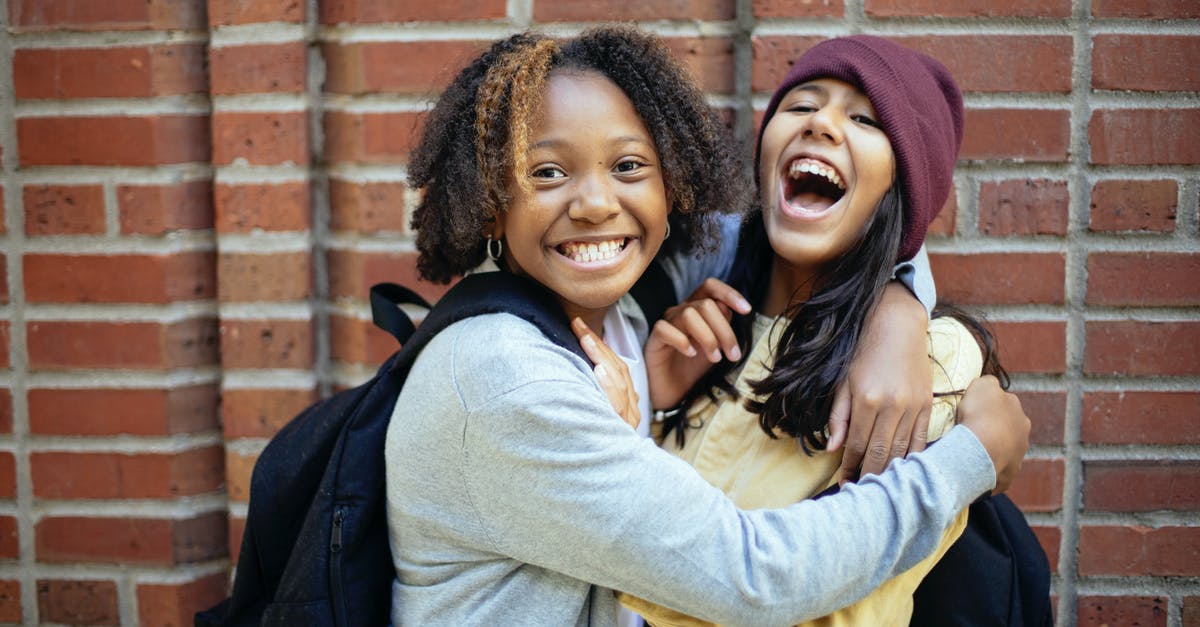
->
[384,310,993,626]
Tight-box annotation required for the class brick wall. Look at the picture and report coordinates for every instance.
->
[0,0,1196,625]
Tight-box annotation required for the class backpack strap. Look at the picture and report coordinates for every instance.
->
[369,283,430,344]
[629,259,677,325]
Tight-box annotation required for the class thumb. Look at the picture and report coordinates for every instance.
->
[826,384,850,453]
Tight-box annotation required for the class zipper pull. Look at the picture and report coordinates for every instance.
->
[331,508,344,553]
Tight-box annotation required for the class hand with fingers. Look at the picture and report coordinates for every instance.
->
[571,318,641,430]
[828,283,933,485]
[644,278,752,412]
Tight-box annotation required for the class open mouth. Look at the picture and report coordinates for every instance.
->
[556,238,631,263]
[784,158,846,213]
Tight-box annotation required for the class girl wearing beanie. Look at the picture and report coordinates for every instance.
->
[623,36,1011,626]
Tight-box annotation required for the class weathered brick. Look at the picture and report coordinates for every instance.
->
[1085,321,1200,376]
[534,0,734,21]
[1087,253,1200,306]
[0,580,20,622]
[0,516,17,559]
[664,37,735,94]
[137,573,229,627]
[211,111,309,166]
[866,0,1070,17]
[209,42,306,95]
[215,182,310,233]
[323,111,423,164]
[328,178,406,233]
[36,513,227,565]
[750,35,826,93]
[0,322,9,369]
[23,184,106,236]
[1092,0,1200,18]
[24,252,215,304]
[1031,524,1061,572]
[755,0,843,17]
[14,44,206,98]
[217,252,312,302]
[330,313,395,366]
[1079,526,1200,576]
[18,116,210,167]
[31,448,224,499]
[962,109,1070,162]
[930,253,1065,305]
[1078,596,1167,627]
[1007,458,1063,513]
[897,35,1071,93]
[1082,392,1200,445]
[221,388,318,438]
[0,389,11,433]
[1094,35,1200,92]
[219,319,315,369]
[1090,109,1200,165]
[322,41,484,95]
[8,0,207,31]
[29,385,218,436]
[37,579,119,626]
[1184,596,1200,626]
[321,0,503,22]
[1018,391,1065,446]
[227,516,246,563]
[990,321,1066,374]
[1089,179,1177,233]
[927,193,957,237]
[27,318,219,370]
[208,0,304,25]
[326,249,446,303]
[224,450,256,503]
[118,179,214,235]
[0,452,14,499]
[979,180,1069,236]
[1084,461,1200,512]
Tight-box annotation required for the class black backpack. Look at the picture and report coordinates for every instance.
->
[195,271,592,627]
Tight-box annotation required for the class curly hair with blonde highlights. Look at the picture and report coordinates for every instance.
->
[407,26,750,284]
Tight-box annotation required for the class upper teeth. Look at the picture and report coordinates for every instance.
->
[789,160,845,190]
[559,239,625,263]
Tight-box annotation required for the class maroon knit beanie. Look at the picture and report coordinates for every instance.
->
[756,35,964,262]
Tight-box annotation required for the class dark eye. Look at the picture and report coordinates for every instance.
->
[786,104,817,114]
[851,114,880,128]
[531,166,566,179]
[614,159,647,173]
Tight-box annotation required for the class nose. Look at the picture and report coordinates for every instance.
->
[568,171,620,224]
[802,106,844,144]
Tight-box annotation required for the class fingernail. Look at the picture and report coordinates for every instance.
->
[711,349,722,362]
[684,345,697,357]
[728,345,741,361]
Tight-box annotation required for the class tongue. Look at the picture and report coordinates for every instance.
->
[788,191,835,213]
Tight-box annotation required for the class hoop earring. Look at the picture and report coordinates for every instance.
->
[486,236,503,261]
[663,222,671,241]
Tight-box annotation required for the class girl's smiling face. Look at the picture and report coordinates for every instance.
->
[758,78,896,288]
[494,70,669,331]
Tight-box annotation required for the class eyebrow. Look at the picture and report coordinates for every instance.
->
[529,135,654,151]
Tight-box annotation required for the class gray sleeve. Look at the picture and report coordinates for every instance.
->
[658,213,743,302]
[893,245,937,316]
[455,329,993,626]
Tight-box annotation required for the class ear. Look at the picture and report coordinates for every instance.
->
[484,216,503,240]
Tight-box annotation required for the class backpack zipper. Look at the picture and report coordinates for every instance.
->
[330,507,349,626]
[331,508,344,553]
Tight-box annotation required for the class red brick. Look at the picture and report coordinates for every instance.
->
[1092,0,1200,18]
[32,448,223,499]
[0,322,8,369]
[15,44,206,99]
[754,0,843,17]
[1082,392,1200,446]
[225,450,256,503]
[221,388,316,438]
[211,111,309,166]
[23,184,105,235]
[1184,596,1200,626]
[36,513,227,565]
[927,193,957,237]
[990,321,1066,374]
[36,579,119,626]
[0,389,11,433]
[137,573,228,627]
[1006,458,1063,513]
[18,115,210,166]
[217,252,311,302]
[1094,35,1200,92]
[320,0,504,22]
[0,516,16,559]
[209,42,306,95]
[219,319,314,369]
[8,0,207,31]
[1079,525,1200,576]
[664,37,735,94]
[1017,391,1065,446]
[978,180,1068,236]
[1089,179,1178,233]
[329,178,406,233]
[227,516,245,563]
[0,191,5,235]
[930,253,1065,305]
[0,255,6,304]
[751,35,826,93]
[1078,596,1167,627]
[24,252,215,304]
[0,452,14,499]
[326,249,447,303]
[1087,253,1200,307]
[330,313,396,366]
[1031,524,1060,572]
[0,580,20,622]
[118,179,214,235]
[215,182,310,233]
[323,41,483,95]
[866,0,1070,17]
[897,36,1071,93]
[533,0,734,20]
[1085,461,1200,512]
[1085,321,1200,376]
[962,109,1070,162]
[208,0,304,25]
[27,318,219,369]
[1090,109,1200,165]
[29,385,218,436]
[323,111,423,164]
